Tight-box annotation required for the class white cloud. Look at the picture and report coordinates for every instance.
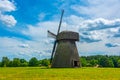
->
[0,13,17,27]
[21,15,120,57]
[71,0,120,19]
[77,18,120,43]
[0,37,52,60]
[18,44,29,48]
[0,0,17,27]
[78,41,120,56]
[0,0,16,12]
[22,21,59,40]
[65,15,84,25]
[82,18,120,29]
[38,13,46,21]
[105,43,120,47]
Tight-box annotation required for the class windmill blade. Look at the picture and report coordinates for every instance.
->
[47,30,56,39]
[50,41,57,63]
[57,9,64,34]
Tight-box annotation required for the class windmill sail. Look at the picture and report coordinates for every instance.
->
[57,10,64,34]
[50,41,57,63]
[47,30,56,39]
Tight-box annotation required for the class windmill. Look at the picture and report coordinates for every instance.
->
[48,10,81,68]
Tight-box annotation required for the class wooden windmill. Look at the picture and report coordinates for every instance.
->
[48,10,80,68]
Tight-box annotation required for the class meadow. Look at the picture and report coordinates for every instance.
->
[0,67,120,80]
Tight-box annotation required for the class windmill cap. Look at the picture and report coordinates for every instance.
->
[57,31,79,41]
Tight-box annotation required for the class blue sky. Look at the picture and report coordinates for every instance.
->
[0,0,120,60]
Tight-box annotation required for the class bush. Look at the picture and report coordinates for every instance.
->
[29,57,39,67]
[39,59,50,67]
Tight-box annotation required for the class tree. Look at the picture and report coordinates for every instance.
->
[8,61,13,67]
[99,57,114,67]
[39,59,50,67]
[1,57,10,67]
[90,59,98,67]
[29,57,39,67]
[117,59,120,67]
[12,58,21,67]
[20,59,28,67]
[0,62,2,67]
[108,60,114,67]
[80,57,87,67]
[20,59,27,63]
[109,56,119,67]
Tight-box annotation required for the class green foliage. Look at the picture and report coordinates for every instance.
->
[0,55,120,67]
[0,62,1,67]
[80,55,118,67]
[108,60,114,67]
[117,59,120,67]
[12,58,21,67]
[90,59,98,67]
[20,59,28,67]
[1,57,10,67]
[80,58,87,67]
[20,62,28,67]
[29,57,39,67]
[8,61,13,67]
[99,57,114,67]
[20,59,27,63]
[39,59,50,67]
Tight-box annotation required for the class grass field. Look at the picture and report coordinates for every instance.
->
[0,67,120,80]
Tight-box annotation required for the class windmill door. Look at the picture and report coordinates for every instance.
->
[73,60,79,67]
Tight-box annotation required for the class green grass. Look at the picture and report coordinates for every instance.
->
[0,67,120,80]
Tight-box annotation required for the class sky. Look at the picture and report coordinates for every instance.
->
[0,0,120,60]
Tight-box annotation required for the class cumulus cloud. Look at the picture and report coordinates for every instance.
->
[22,21,59,40]
[78,40,120,56]
[114,33,120,37]
[71,0,120,19]
[18,44,29,48]
[0,0,17,27]
[105,43,120,48]
[22,15,120,44]
[79,18,120,31]
[113,28,120,37]
[0,37,52,60]
[77,18,120,43]
[0,0,16,12]
[0,13,17,27]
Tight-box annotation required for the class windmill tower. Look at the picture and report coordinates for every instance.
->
[48,10,80,68]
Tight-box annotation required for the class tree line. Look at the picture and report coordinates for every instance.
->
[80,55,120,67]
[0,55,120,67]
[0,57,50,67]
